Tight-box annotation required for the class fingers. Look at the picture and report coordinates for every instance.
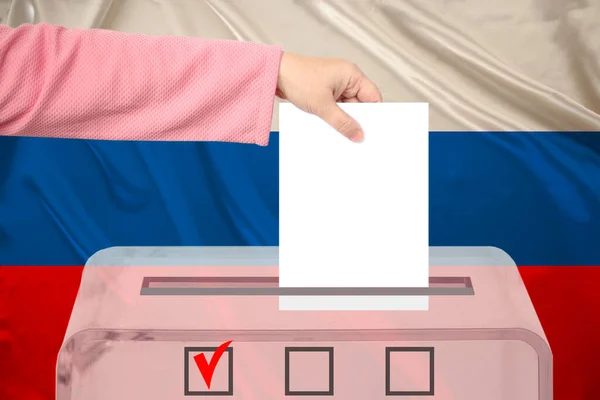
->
[320,70,379,142]
[316,103,364,142]
[356,76,383,103]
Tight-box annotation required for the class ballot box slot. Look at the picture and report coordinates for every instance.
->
[143,276,278,288]
[140,276,474,296]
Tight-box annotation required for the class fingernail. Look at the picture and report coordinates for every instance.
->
[350,130,364,143]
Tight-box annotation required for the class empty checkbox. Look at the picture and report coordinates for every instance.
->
[285,347,334,396]
[386,347,434,396]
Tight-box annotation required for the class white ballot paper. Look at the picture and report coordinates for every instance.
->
[278,102,429,311]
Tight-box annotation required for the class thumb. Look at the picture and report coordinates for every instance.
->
[316,103,364,142]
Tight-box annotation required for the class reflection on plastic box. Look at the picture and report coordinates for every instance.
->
[57,246,552,399]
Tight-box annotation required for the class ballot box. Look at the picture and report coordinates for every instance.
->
[57,246,552,400]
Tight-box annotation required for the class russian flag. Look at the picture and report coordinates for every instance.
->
[1,1,600,398]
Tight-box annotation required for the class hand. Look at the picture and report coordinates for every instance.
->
[276,52,382,142]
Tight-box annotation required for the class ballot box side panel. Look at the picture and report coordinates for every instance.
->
[59,339,543,400]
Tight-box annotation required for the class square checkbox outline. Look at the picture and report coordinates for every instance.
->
[385,346,435,396]
[184,346,234,396]
[285,346,334,396]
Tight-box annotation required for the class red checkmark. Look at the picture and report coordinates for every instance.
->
[193,340,233,389]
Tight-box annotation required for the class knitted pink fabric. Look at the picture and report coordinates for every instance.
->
[0,23,282,146]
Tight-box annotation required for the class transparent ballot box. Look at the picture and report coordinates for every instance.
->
[57,246,552,400]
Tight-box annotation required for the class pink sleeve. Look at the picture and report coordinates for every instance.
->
[0,23,282,146]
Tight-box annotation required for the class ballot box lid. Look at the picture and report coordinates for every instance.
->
[58,246,548,347]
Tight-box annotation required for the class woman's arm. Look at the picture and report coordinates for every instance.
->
[0,23,281,145]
